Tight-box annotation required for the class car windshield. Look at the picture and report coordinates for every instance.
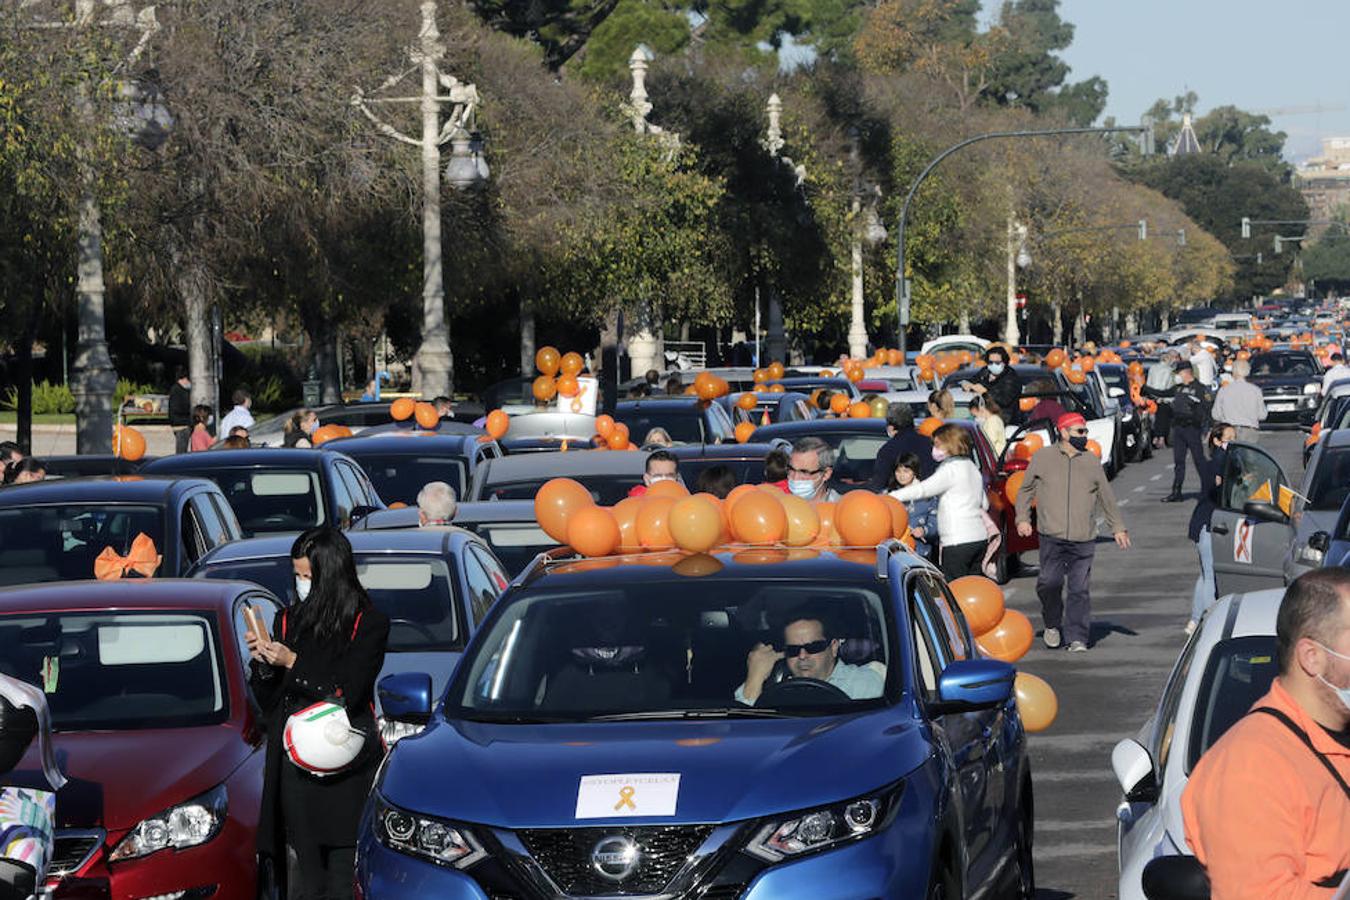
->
[0,504,165,586]
[1306,448,1350,511]
[1099,369,1128,391]
[614,410,704,445]
[483,475,642,505]
[1251,353,1317,376]
[452,577,892,721]
[347,454,467,506]
[0,611,227,731]
[813,433,889,486]
[460,522,558,577]
[675,457,767,489]
[196,468,326,536]
[1186,635,1278,773]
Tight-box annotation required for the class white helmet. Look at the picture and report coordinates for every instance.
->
[284,701,366,776]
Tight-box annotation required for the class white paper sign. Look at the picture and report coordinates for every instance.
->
[575,773,680,819]
[556,376,599,416]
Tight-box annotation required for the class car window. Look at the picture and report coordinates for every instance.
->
[461,521,558,578]
[1152,628,1202,782]
[337,462,372,508]
[356,558,461,651]
[829,434,889,487]
[615,410,705,445]
[329,465,355,528]
[190,494,231,549]
[181,503,208,567]
[1305,447,1350,512]
[1185,636,1279,774]
[906,577,945,700]
[209,494,242,540]
[232,593,282,675]
[199,468,327,537]
[461,549,500,626]
[0,504,166,586]
[1250,353,1317,376]
[1220,445,1286,511]
[920,574,971,661]
[707,403,736,442]
[348,454,467,506]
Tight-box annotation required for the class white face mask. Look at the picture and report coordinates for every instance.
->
[988,363,1006,376]
[295,576,311,602]
[788,478,819,499]
[1316,642,1350,713]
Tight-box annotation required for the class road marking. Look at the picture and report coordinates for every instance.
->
[1119,499,1130,506]
[1150,474,1162,481]
[1132,486,1145,492]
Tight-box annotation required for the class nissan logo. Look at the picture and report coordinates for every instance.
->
[590,835,640,882]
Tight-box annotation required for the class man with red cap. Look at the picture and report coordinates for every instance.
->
[1015,412,1130,652]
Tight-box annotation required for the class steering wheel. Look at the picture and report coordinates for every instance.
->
[758,676,851,706]
[388,618,438,642]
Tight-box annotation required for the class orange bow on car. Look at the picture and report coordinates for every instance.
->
[93,533,163,581]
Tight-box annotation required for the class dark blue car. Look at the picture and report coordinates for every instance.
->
[319,432,503,507]
[358,545,1033,899]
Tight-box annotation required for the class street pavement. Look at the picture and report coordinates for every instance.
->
[1016,429,1305,899]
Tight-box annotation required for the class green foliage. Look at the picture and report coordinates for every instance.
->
[2,381,75,415]
[1302,233,1350,287]
[574,2,692,81]
[114,379,156,411]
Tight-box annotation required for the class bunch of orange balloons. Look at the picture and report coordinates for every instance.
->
[591,414,634,451]
[533,346,587,403]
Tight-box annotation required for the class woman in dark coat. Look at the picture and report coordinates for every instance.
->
[248,527,389,900]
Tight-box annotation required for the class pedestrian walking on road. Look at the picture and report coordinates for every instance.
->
[1181,568,1350,897]
[867,402,934,490]
[1210,359,1266,444]
[248,528,390,900]
[189,405,214,452]
[1015,413,1129,653]
[1187,423,1234,635]
[167,368,192,454]
[1145,360,1213,503]
[890,424,988,579]
[218,388,254,438]
[1190,339,1218,388]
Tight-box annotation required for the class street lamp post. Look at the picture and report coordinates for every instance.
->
[354,2,487,399]
[1004,219,1030,345]
[893,123,1149,357]
[847,127,886,359]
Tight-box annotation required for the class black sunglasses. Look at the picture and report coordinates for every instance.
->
[781,639,831,657]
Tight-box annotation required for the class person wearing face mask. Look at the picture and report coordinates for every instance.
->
[1181,568,1350,898]
[626,449,681,498]
[961,345,1022,416]
[189,405,215,452]
[889,424,988,579]
[284,409,320,448]
[786,437,841,503]
[247,528,389,900]
[1014,413,1129,653]
[1186,422,1235,636]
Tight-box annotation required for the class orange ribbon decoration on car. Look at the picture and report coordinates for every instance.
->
[93,533,163,581]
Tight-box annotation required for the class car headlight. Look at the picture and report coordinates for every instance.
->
[379,716,424,747]
[745,784,902,863]
[1304,383,1321,395]
[109,784,227,862]
[373,795,486,869]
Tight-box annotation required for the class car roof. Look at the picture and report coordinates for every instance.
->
[194,527,474,567]
[478,451,647,481]
[0,578,249,613]
[353,500,538,531]
[141,449,331,471]
[319,433,485,454]
[616,399,705,412]
[0,476,213,506]
[751,419,888,440]
[1206,588,1282,640]
[350,421,483,438]
[1322,429,1350,450]
[667,442,788,461]
[504,413,598,439]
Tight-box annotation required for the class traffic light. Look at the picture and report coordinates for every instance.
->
[1241,217,1251,239]
[1177,228,1186,247]
[1274,235,1283,255]
[1138,219,1147,241]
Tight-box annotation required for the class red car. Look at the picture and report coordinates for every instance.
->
[1,579,284,899]
[942,420,1038,583]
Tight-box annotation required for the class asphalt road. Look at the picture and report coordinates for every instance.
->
[1014,429,1305,900]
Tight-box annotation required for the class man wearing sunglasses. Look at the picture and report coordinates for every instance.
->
[735,616,884,705]
[1014,412,1129,653]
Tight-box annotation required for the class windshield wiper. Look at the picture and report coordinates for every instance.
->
[587,707,791,722]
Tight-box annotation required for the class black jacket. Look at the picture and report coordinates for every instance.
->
[167,382,192,428]
[1188,446,1227,542]
[250,605,390,858]
[1146,380,1212,429]
[971,366,1022,415]
[868,427,935,490]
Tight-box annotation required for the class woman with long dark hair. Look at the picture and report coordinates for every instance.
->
[248,527,389,900]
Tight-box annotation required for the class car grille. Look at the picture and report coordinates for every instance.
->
[517,824,714,896]
[47,829,104,879]
[1262,384,1301,396]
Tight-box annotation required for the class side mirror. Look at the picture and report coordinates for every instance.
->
[349,505,380,525]
[933,658,1014,712]
[1309,530,1331,553]
[1242,500,1288,524]
[378,672,433,724]
[1141,856,1210,900]
[1108,386,1126,399]
[1111,738,1158,802]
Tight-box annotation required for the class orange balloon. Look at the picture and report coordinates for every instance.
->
[607,423,630,450]
[390,397,416,421]
[534,477,594,543]
[752,369,769,384]
[1045,348,1066,369]
[846,367,864,383]
[113,425,147,461]
[735,421,756,443]
[1085,439,1102,459]
[917,417,942,437]
[849,401,871,418]
[766,361,785,380]
[731,491,787,545]
[1079,355,1096,372]
[485,409,509,440]
[1019,397,1036,413]
[673,553,724,578]
[532,376,558,402]
[669,496,723,553]
[647,479,690,500]
[1012,433,1043,461]
[311,425,343,447]
[612,496,644,552]
[887,349,904,365]
[976,609,1035,663]
[1065,367,1087,385]
[881,494,910,538]
[696,378,721,401]
[1015,672,1058,733]
[595,414,615,438]
[780,493,820,546]
[812,501,837,547]
[414,402,440,429]
[835,490,892,547]
[637,496,677,550]
[948,576,1006,636]
[388,501,408,510]
[737,392,758,411]
[767,384,786,394]
[829,394,850,415]
[567,506,620,558]
[1003,470,1026,506]
[535,346,561,376]
[557,375,579,398]
[560,351,584,377]
[1127,361,1144,378]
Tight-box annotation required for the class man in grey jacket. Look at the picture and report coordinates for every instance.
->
[1015,412,1130,652]
[1210,358,1267,443]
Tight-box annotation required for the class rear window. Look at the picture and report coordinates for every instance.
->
[1186,635,1278,773]
[0,504,165,586]
[347,454,467,506]
[461,522,558,577]
[483,476,641,506]
[197,468,326,536]
[1250,354,1317,376]
[615,410,704,445]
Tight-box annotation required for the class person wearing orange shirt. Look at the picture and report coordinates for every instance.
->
[1182,568,1350,898]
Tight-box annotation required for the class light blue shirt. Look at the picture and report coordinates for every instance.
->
[735,660,885,705]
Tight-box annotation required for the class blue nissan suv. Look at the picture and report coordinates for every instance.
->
[357,544,1033,899]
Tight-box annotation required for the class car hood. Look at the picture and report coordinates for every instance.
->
[379,709,927,828]
[1251,375,1315,388]
[20,726,255,830]
[378,650,463,710]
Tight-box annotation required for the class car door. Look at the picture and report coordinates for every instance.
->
[1210,442,1294,595]
[328,462,356,528]
[178,499,210,573]
[909,573,993,881]
[189,493,233,555]
[461,544,508,627]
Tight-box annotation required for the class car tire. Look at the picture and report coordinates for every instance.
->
[1006,793,1035,899]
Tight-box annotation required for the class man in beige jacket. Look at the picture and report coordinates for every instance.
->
[1015,413,1130,653]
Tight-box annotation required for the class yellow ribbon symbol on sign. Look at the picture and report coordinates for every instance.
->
[614,786,637,812]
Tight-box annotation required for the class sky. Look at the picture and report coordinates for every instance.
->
[1053,0,1350,162]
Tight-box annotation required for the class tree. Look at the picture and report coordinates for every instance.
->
[986,0,1107,123]
[1302,232,1350,292]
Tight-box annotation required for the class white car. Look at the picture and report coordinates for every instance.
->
[919,334,990,357]
[1112,589,1281,899]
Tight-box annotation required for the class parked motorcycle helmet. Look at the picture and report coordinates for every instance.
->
[283,702,365,776]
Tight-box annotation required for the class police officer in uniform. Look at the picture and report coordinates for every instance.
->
[1146,360,1213,503]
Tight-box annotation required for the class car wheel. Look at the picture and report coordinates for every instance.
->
[1007,796,1035,899]
[1141,422,1154,460]
[927,851,960,900]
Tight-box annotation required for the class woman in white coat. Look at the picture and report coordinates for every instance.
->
[889,423,989,579]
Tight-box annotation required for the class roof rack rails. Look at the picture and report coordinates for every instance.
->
[876,539,904,580]
[519,546,580,582]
